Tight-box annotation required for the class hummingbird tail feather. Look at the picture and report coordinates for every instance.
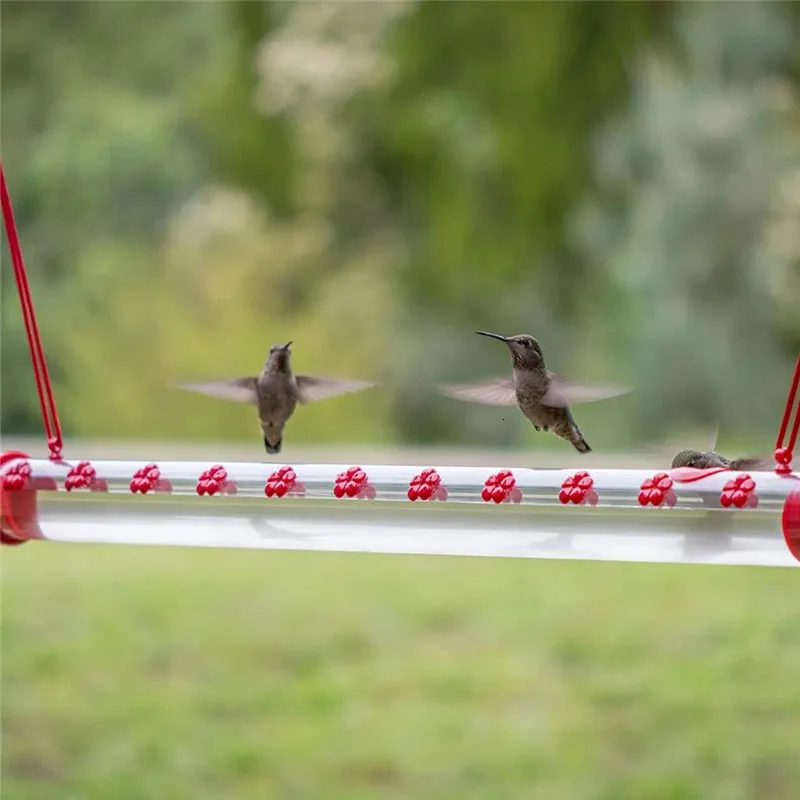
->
[729,456,771,471]
[573,437,592,454]
[265,437,282,455]
[564,406,592,453]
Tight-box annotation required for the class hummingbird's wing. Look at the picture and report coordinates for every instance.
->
[435,378,518,407]
[178,377,258,405]
[706,424,720,453]
[295,376,376,404]
[540,374,632,408]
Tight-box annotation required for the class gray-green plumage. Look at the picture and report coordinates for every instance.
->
[178,342,376,454]
[670,449,772,471]
[436,331,631,454]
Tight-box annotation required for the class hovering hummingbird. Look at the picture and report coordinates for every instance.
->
[178,342,377,454]
[670,450,773,471]
[436,331,631,454]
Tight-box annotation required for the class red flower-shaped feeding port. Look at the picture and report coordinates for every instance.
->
[196,464,237,496]
[0,460,32,493]
[408,468,448,502]
[264,465,306,498]
[481,470,523,504]
[129,463,172,495]
[0,458,56,493]
[720,473,758,509]
[558,471,598,506]
[638,472,677,508]
[65,461,108,492]
[333,466,375,500]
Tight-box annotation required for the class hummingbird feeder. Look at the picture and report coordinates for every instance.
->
[2,163,800,567]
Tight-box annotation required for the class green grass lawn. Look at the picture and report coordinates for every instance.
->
[2,543,799,799]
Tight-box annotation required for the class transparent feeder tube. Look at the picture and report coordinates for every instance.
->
[2,457,798,568]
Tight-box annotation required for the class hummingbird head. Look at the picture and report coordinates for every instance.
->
[475,331,545,370]
[670,449,728,469]
[671,449,702,469]
[266,341,293,372]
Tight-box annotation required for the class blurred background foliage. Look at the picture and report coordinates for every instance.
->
[2,0,798,452]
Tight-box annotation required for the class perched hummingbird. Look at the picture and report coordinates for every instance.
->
[437,331,631,454]
[670,450,773,471]
[178,342,376,454]
[669,424,773,471]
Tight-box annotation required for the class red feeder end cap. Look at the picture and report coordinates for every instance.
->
[781,485,800,563]
[1,452,45,545]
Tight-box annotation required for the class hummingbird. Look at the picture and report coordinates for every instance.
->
[178,342,377,454]
[670,450,773,471]
[669,424,773,471]
[436,331,631,454]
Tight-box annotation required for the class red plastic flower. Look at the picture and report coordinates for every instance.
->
[408,468,448,502]
[480,469,523,504]
[264,465,306,498]
[558,471,597,506]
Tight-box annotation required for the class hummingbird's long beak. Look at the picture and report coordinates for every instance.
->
[475,330,509,343]
[282,341,293,351]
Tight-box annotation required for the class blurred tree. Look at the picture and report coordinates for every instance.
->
[56,185,398,445]
[569,1,800,446]
[4,0,797,453]
[186,0,298,221]
[347,0,671,443]
[1,0,229,433]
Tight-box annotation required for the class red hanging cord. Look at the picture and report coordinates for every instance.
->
[775,353,800,474]
[1,162,64,462]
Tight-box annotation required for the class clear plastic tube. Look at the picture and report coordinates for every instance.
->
[2,456,798,567]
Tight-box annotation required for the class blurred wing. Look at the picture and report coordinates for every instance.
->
[178,377,258,405]
[705,423,720,453]
[541,374,632,408]
[436,378,517,407]
[295,375,376,404]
